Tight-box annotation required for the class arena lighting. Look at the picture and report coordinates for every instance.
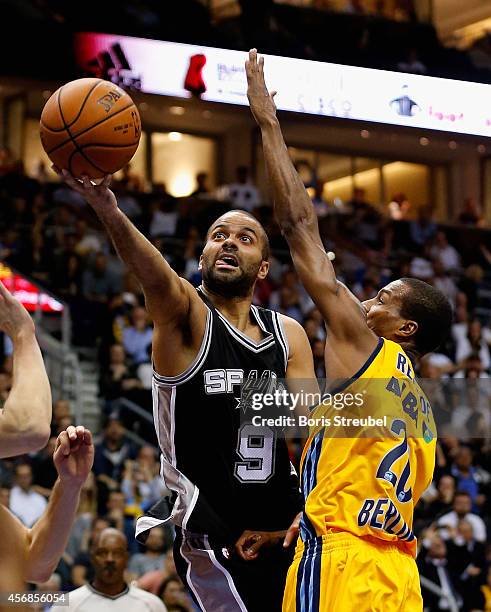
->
[168,131,183,142]
[76,32,491,138]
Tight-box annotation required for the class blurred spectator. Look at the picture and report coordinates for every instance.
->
[112,181,142,220]
[67,528,166,611]
[122,307,153,365]
[430,231,461,272]
[311,182,330,217]
[432,260,458,308]
[100,344,142,400]
[50,399,73,437]
[449,447,482,507]
[422,475,456,520]
[149,198,178,239]
[409,206,437,248]
[93,417,135,492]
[0,485,11,507]
[127,526,169,580]
[388,193,411,220]
[31,435,59,497]
[409,244,433,280]
[65,472,98,565]
[191,171,210,197]
[137,549,178,595]
[158,574,193,611]
[217,166,260,211]
[458,197,483,227]
[9,463,47,527]
[74,219,103,257]
[397,48,427,74]
[449,519,486,610]
[118,164,143,192]
[137,345,153,390]
[453,318,491,371]
[418,529,462,611]
[71,517,112,588]
[122,446,169,511]
[437,491,486,542]
[343,0,365,14]
[83,253,123,302]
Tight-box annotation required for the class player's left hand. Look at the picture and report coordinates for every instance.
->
[245,49,277,128]
[53,425,94,487]
[235,529,285,561]
[283,512,302,548]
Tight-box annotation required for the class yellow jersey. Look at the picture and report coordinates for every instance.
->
[299,337,436,558]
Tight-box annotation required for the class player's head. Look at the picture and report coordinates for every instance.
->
[91,528,128,588]
[200,210,270,298]
[362,278,452,357]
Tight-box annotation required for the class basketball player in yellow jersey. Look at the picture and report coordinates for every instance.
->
[246,50,453,611]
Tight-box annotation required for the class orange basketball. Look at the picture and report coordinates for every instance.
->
[40,78,141,179]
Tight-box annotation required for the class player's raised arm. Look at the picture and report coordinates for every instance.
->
[55,170,207,375]
[246,50,375,355]
[0,282,51,457]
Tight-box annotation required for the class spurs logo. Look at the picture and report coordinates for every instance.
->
[97,89,123,113]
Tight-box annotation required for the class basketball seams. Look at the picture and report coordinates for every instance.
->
[45,102,138,155]
[41,79,102,132]
[58,90,109,176]
[77,142,141,150]
[67,148,105,177]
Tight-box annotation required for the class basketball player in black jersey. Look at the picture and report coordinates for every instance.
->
[57,168,316,611]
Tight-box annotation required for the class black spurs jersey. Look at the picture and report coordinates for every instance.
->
[144,287,301,544]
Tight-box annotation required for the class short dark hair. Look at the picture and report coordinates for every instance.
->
[207,210,270,260]
[399,278,452,356]
[455,490,471,499]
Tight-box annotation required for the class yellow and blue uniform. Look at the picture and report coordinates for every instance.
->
[283,337,436,612]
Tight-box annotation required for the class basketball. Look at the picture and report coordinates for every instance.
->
[39,78,141,179]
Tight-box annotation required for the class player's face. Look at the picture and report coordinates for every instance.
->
[362,280,414,341]
[92,533,128,585]
[200,213,269,298]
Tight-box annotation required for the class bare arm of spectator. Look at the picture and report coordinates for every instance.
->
[55,169,207,377]
[0,281,51,457]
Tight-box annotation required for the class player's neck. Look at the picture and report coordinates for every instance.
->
[201,285,254,331]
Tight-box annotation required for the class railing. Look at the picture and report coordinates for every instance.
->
[420,575,460,612]
[109,397,158,452]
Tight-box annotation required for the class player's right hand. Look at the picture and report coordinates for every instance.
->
[52,165,118,213]
[245,49,278,128]
[0,279,35,340]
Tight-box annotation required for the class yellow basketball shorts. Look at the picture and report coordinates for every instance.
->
[283,532,422,612]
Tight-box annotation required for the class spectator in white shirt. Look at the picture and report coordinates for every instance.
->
[9,462,47,527]
[437,491,486,543]
[430,231,461,272]
[67,528,166,611]
[217,166,260,212]
[452,318,491,371]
